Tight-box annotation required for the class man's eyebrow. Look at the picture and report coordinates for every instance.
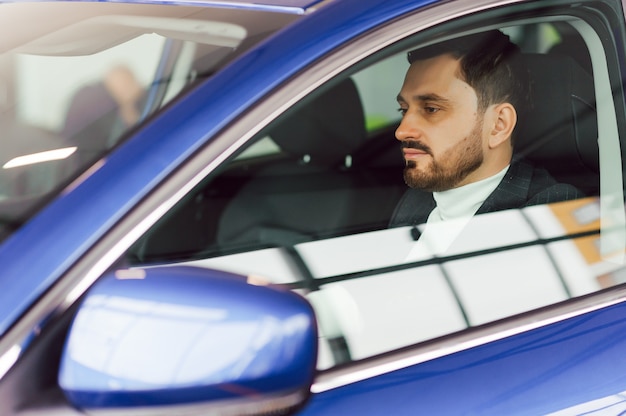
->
[396,92,450,104]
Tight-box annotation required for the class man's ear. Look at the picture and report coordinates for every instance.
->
[487,103,516,149]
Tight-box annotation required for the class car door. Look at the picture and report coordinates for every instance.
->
[293,1,626,413]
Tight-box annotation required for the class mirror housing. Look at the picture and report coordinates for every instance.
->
[59,266,317,415]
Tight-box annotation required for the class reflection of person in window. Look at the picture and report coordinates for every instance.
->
[62,65,144,148]
[103,65,144,129]
[390,30,584,238]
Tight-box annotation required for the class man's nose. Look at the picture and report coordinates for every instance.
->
[395,113,420,141]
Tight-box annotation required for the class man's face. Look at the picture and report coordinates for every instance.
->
[396,54,487,192]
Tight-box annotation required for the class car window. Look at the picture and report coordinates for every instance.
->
[0,2,298,242]
[127,1,626,371]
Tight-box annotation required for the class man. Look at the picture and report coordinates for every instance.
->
[390,30,584,232]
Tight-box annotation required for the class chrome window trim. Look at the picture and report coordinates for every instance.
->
[0,0,623,402]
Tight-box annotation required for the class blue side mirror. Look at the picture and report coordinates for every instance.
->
[59,266,317,415]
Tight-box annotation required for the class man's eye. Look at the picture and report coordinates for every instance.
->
[424,106,440,114]
[397,107,407,116]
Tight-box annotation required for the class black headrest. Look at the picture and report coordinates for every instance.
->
[269,78,366,166]
[514,53,598,175]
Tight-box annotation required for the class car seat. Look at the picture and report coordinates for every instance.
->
[514,53,598,195]
[216,78,371,250]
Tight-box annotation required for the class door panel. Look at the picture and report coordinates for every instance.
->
[303,302,626,415]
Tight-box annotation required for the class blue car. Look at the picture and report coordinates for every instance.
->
[0,0,626,414]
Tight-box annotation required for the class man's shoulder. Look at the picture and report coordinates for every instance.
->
[525,162,586,206]
[478,159,585,213]
[512,159,586,206]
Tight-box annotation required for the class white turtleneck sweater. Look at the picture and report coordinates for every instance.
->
[428,165,509,223]
[405,165,509,259]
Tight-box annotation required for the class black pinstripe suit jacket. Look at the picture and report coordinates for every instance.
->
[389,159,585,228]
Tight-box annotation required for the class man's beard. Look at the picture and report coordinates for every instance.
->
[402,120,484,192]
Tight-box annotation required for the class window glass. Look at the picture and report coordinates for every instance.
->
[128,2,626,370]
[0,2,297,242]
[352,54,407,132]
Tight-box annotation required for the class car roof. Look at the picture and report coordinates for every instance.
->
[0,0,332,14]
[181,0,328,8]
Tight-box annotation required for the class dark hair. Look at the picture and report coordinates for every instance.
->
[408,30,527,115]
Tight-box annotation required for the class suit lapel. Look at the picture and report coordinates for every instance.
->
[389,188,436,227]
